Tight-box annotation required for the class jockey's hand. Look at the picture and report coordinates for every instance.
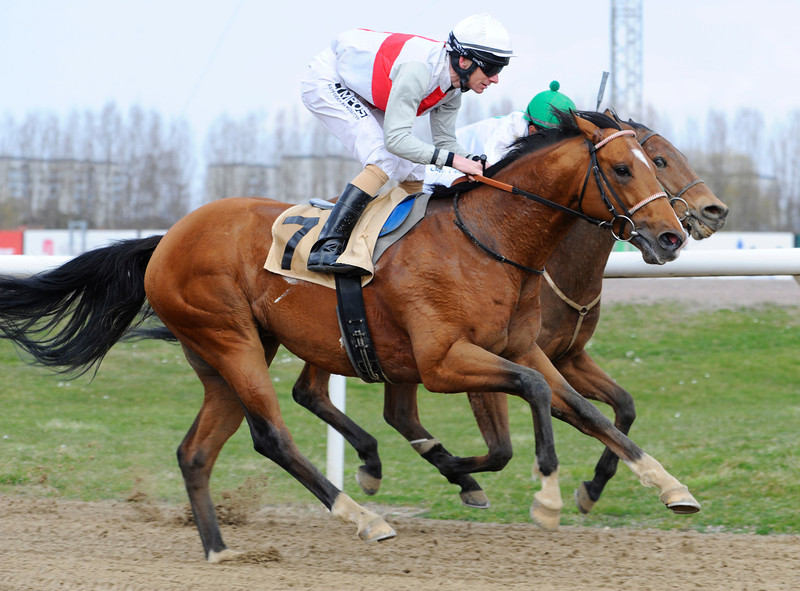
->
[451,154,484,179]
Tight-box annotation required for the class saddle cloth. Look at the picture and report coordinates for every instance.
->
[264,187,428,289]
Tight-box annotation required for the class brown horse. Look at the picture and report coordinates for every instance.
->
[0,111,694,562]
[290,114,729,510]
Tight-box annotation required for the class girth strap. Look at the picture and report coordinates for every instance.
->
[335,275,391,383]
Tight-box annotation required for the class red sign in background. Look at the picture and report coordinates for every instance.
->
[0,231,24,254]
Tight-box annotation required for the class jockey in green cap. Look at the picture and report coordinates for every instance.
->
[524,80,577,128]
[424,80,577,190]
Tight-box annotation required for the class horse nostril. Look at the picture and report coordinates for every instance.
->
[659,232,684,251]
[704,205,729,220]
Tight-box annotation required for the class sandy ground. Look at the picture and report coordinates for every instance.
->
[600,276,799,309]
[1,278,798,591]
[2,495,799,591]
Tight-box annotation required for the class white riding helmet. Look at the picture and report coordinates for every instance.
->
[448,14,513,91]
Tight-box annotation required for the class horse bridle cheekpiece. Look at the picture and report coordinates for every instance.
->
[454,127,668,274]
[579,129,668,241]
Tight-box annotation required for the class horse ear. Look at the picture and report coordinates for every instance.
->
[603,107,621,123]
[574,113,604,144]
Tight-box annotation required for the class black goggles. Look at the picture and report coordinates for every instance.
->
[474,59,504,78]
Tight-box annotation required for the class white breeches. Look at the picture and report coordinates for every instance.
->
[300,49,426,183]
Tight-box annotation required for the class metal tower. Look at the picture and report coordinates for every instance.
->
[610,0,643,119]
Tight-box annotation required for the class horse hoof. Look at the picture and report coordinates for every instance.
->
[358,516,397,543]
[530,499,561,532]
[207,548,242,563]
[356,467,381,496]
[460,489,490,508]
[660,485,701,514]
[574,483,596,515]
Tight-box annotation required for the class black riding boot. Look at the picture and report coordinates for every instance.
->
[307,183,374,275]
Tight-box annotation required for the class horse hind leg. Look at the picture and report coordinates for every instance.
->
[181,345,394,562]
[293,366,490,507]
[241,392,396,544]
[179,348,247,563]
[292,363,383,496]
[221,347,396,544]
[384,384,490,508]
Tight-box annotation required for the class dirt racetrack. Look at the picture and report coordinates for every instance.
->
[2,495,800,591]
[2,278,799,590]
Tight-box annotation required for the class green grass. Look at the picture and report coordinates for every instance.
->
[1,302,798,535]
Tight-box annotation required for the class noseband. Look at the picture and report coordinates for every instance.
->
[578,129,668,241]
[454,128,668,274]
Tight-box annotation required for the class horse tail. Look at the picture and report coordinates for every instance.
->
[0,235,163,377]
[123,323,178,343]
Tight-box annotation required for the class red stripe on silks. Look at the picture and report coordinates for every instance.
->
[371,33,446,115]
[417,87,446,114]
[372,34,413,111]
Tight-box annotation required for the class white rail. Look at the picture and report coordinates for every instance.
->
[603,248,800,278]
[0,255,73,275]
[5,248,799,279]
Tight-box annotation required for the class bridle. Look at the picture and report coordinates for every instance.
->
[638,130,706,223]
[453,128,668,275]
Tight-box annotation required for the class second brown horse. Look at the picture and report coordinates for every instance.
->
[290,114,728,512]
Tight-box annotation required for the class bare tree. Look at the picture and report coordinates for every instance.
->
[771,110,800,232]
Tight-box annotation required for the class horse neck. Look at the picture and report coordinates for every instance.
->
[461,142,592,273]
[545,221,616,301]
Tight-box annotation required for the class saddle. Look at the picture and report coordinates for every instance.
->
[264,188,432,382]
[264,187,430,289]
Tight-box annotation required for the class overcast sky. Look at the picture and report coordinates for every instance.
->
[2,0,798,144]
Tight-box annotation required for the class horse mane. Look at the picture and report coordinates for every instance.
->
[624,118,652,134]
[603,105,652,135]
[430,109,622,200]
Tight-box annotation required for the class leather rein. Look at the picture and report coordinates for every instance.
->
[453,129,668,275]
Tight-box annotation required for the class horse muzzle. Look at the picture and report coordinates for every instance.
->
[630,227,686,265]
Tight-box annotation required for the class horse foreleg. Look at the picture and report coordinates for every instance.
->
[466,391,514,474]
[540,354,700,515]
[468,391,561,529]
[415,342,560,530]
[383,384,489,508]
[292,363,383,495]
[555,350,636,514]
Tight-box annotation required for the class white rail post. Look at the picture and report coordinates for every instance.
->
[326,374,346,490]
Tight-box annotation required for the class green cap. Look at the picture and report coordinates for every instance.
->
[524,81,577,128]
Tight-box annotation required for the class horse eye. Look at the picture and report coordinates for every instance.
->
[614,165,631,177]
[653,157,667,168]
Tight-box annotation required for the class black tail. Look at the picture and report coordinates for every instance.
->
[0,235,163,377]
[123,321,179,343]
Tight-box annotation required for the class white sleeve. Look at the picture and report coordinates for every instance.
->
[460,113,528,165]
[383,62,468,168]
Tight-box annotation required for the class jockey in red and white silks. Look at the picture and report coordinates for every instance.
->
[301,14,513,275]
[302,29,466,183]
